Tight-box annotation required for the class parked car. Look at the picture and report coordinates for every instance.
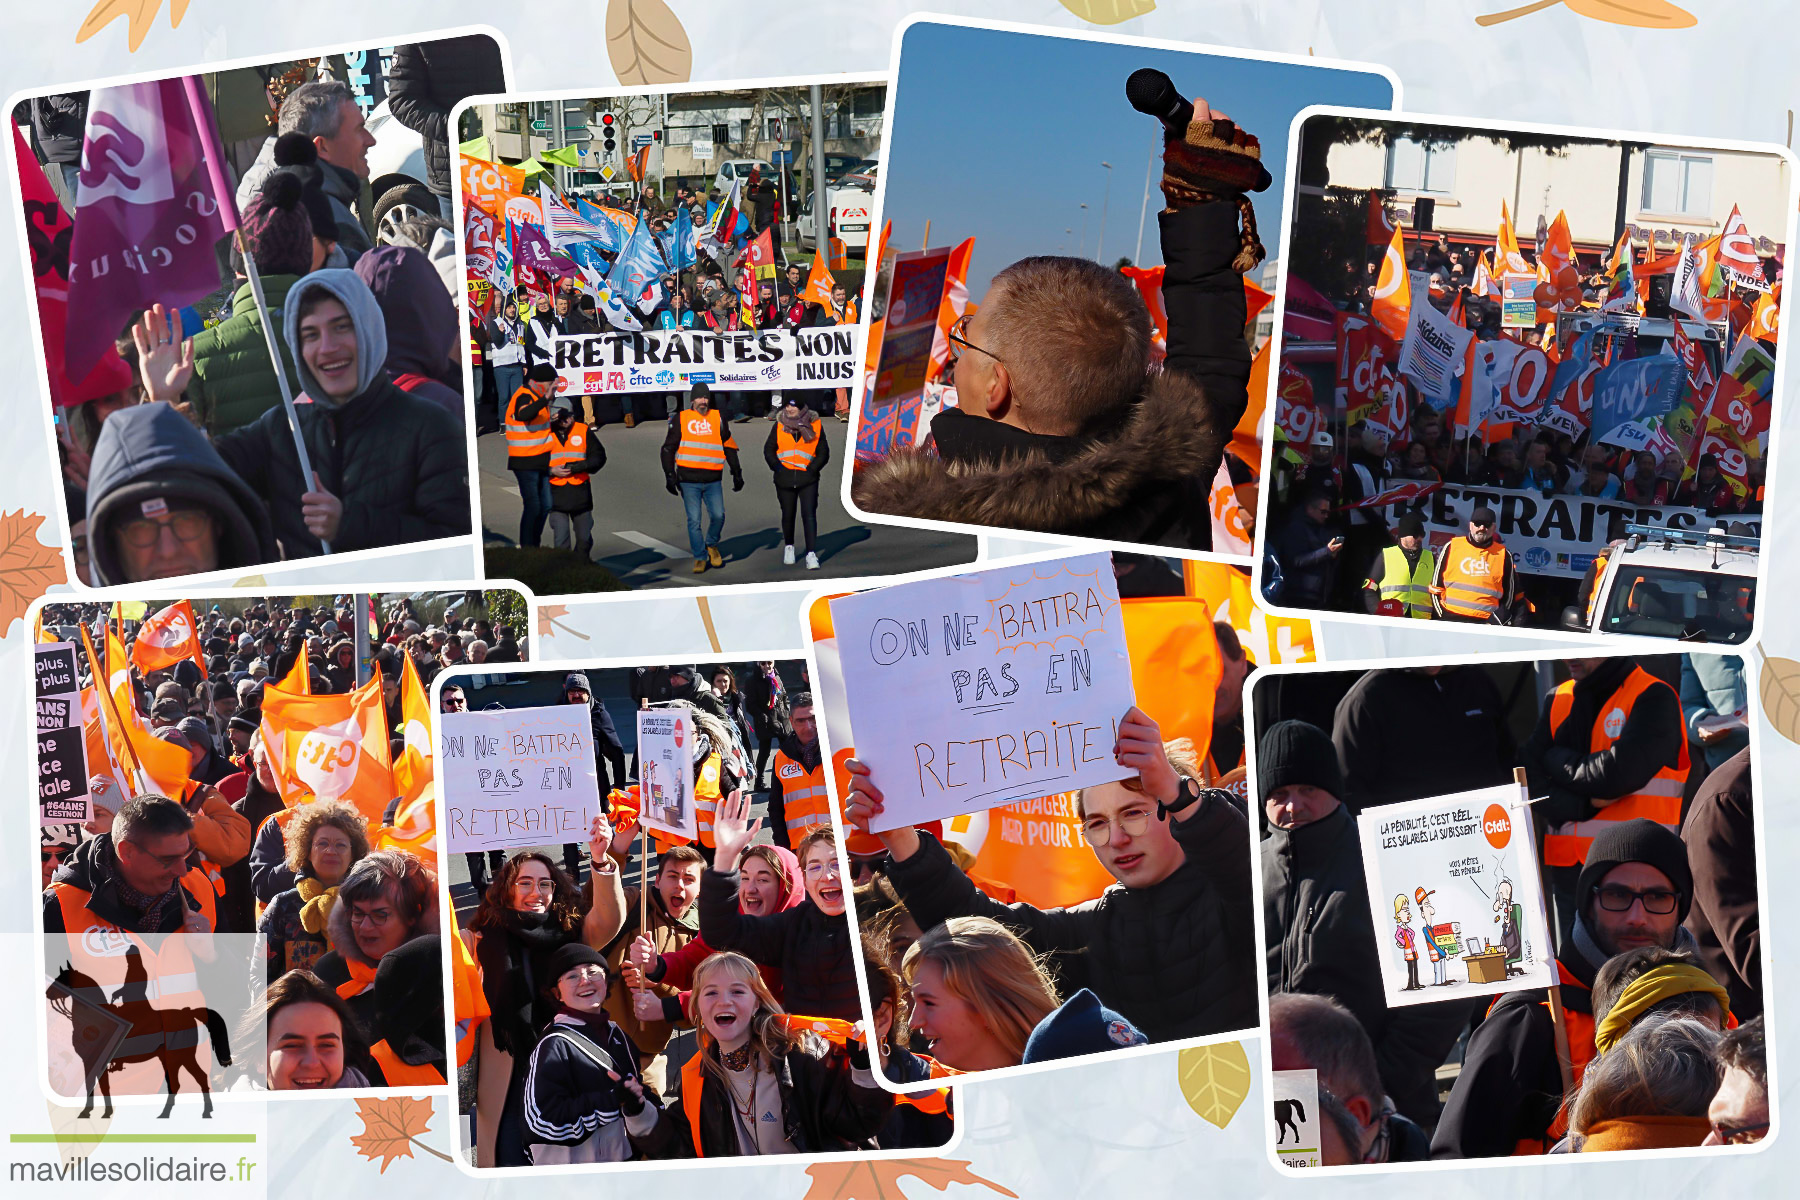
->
[362,99,438,243]
[710,158,776,197]
[796,182,875,253]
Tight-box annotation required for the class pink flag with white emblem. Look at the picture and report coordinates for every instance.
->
[63,78,229,381]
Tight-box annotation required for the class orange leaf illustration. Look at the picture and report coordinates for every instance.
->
[349,1096,452,1173]
[803,1159,1018,1200]
[606,0,694,86]
[536,603,589,641]
[0,510,66,634]
[1477,0,1695,26]
[75,0,189,51]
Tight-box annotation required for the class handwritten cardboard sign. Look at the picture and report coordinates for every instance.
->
[637,709,696,841]
[439,705,599,853]
[1355,783,1555,1008]
[828,553,1135,831]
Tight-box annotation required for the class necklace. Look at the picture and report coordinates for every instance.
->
[720,1043,753,1072]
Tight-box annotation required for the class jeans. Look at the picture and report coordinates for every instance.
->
[512,468,552,548]
[493,362,525,415]
[437,191,455,221]
[778,483,819,553]
[679,480,725,559]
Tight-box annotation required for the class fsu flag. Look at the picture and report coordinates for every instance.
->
[129,600,206,676]
[260,676,395,821]
[64,78,230,382]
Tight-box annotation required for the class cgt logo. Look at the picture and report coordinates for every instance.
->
[1483,804,1511,849]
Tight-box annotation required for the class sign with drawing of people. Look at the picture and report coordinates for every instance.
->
[1355,783,1555,1007]
[637,708,696,841]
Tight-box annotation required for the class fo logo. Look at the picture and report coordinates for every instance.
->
[1483,803,1512,849]
[1603,707,1626,739]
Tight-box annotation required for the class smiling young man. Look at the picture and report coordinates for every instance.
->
[844,705,1256,1042]
[601,845,704,1095]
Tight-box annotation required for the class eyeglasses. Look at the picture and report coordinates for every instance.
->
[1710,1121,1769,1145]
[1593,884,1679,915]
[947,314,1003,364]
[117,509,214,548]
[1080,806,1155,848]
[803,860,842,880]
[124,838,191,871]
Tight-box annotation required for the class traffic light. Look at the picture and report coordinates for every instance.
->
[601,112,616,154]
[652,130,663,143]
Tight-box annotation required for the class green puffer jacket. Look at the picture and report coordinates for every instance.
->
[188,274,304,436]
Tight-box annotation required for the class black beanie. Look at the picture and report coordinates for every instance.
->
[1396,513,1426,539]
[527,362,558,383]
[234,169,313,278]
[272,134,337,250]
[545,941,607,983]
[1256,720,1343,804]
[1574,818,1693,923]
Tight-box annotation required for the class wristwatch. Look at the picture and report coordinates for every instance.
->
[1158,777,1205,820]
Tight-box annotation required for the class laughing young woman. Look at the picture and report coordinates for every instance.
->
[901,916,1058,1073]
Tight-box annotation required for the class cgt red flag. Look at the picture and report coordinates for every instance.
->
[1341,480,1443,509]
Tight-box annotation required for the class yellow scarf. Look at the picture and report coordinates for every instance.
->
[1593,964,1731,1055]
[297,877,340,937]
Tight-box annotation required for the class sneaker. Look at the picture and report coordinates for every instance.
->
[693,558,707,573]
[707,545,723,568]
[782,545,796,565]
[624,414,637,428]
[805,552,820,570]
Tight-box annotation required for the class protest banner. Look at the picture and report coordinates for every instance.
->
[1395,296,1473,403]
[1270,1070,1322,1168]
[1375,481,1758,580]
[1355,782,1555,1008]
[550,328,859,395]
[637,708,696,842]
[829,553,1135,831]
[35,643,88,824]
[440,705,599,853]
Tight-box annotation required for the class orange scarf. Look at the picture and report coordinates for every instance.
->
[1579,1114,1711,1153]
[336,957,379,1001]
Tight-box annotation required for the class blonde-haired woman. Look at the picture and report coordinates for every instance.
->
[621,952,891,1158]
[901,916,1058,1072]
[255,800,370,990]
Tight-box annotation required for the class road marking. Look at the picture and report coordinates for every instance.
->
[614,530,690,559]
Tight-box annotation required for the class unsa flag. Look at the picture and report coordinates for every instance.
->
[261,676,395,822]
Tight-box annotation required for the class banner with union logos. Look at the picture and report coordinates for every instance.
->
[550,328,860,395]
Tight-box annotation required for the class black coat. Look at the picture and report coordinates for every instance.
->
[697,870,859,1021]
[1262,805,1473,1127]
[743,667,790,739]
[385,37,507,196]
[1682,747,1759,1019]
[1275,510,1339,607]
[1332,667,1515,814]
[763,420,831,490]
[1519,657,1685,826]
[215,376,471,557]
[30,93,88,164]
[887,802,1257,1042]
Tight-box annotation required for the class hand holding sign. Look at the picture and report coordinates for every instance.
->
[1114,707,1178,806]
[587,812,614,864]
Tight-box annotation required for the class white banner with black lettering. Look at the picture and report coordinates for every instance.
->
[551,328,860,395]
[1377,484,1761,579]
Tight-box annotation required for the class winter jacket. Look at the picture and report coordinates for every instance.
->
[43,833,204,935]
[188,275,306,436]
[181,780,252,868]
[214,270,471,557]
[602,885,697,1058]
[662,410,744,486]
[29,93,88,164]
[256,882,331,987]
[764,419,830,491]
[697,871,860,1021]
[1682,747,1759,1020]
[1519,657,1685,828]
[878,1046,955,1151]
[315,899,442,1041]
[85,403,277,585]
[1332,667,1514,814]
[386,37,507,197]
[523,1014,642,1161]
[887,800,1257,1041]
[548,423,607,515]
[1274,511,1339,608]
[248,809,298,903]
[353,245,464,420]
[1679,655,1750,773]
[744,667,790,739]
[1262,804,1473,1126]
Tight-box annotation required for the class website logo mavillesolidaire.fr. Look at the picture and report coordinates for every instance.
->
[9,1136,258,1185]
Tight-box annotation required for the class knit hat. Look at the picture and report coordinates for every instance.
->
[546,941,607,983]
[175,717,215,755]
[235,168,314,278]
[1256,720,1342,804]
[562,672,592,695]
[1021,989,1146,1064]
[1575,818,1694,923]
[1395,514,1426,539]
[227,713,260,735]
[527,362,558,383]
[271,133,338,248]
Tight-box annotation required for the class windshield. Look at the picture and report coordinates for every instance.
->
[1598,565,1755,644]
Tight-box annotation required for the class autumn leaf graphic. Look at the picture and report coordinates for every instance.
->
[1477,0,1695,27]
[1058,0,1157,23]
[0,510,66,634]
[1755,647,1800,744]
[607,0,694,86]
[536,603,590,641]
[1179,1041,1252,1129]
[803,1159,1018,1200]
[349,1096,453,1173]
[76,0,190,51]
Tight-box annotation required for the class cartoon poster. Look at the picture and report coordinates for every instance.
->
[1355,783,1555,1008]
[638,708,696,841]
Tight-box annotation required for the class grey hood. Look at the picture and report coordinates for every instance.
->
[280,269,389,402]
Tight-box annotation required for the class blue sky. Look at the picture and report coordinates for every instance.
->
[882,23,1395,297]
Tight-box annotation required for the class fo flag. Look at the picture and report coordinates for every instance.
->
[64,78,229,382]
[129,600,206,676]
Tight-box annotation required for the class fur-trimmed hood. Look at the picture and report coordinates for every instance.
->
[850,366,1224,550]
[326,893,442,969]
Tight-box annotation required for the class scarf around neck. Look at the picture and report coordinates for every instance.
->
[778,407,818,442]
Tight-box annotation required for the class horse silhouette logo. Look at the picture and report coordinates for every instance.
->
[1273,1098,1307,1146]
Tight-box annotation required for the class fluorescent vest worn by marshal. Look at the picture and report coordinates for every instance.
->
[1435,537,1509,620]
[1542,665,1688,868]
[775,420,822,471]
[772,749,829,841]
[1376,544,1435,619]
[549,422,592,487]
[675,409,736,473]
[505,387,553,464]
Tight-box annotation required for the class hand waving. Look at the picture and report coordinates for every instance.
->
[131,303,195,405]
[711,787,760,871]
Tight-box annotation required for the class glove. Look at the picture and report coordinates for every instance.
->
[1160,111,1269,274]
[732,475,744,493]
[618,1081,646,1117]
[666,478,680,496]
[846,1035,871,1072]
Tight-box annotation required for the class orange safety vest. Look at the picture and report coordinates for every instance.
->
[1433,537,1510,620]
[1497,960,1596,1155]
[1542,666,1688,868]
[775,1015,954,1114]
[831,299,858,326]
[774,419,822,471]
[1585,548,1612,625]
[369,1038,448,1087]
[694,752,723,849]
[772,749,829,840]
[674,409,735,472]
[505,387,553,462]
[548,421,592,487]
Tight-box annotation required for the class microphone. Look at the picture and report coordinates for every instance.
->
[1126,68,1193,136]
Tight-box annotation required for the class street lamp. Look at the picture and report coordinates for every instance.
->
[1079,203,1089,260]
[1098,161,1112,264]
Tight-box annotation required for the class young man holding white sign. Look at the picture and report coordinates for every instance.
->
[845,705,1256,1043]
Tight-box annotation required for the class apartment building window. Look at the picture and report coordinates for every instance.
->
[712,121,730,147]
[1642,150,1712,217]
[494,107,524,135]
[1385,136,1455,194]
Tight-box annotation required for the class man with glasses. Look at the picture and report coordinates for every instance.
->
[1430,506,1523,624]
[1433,818,1697,1159]
[44,794,213,938]
[845,705,1256,1042]
[767,692,828,850]
[1703,1016,1767,1146]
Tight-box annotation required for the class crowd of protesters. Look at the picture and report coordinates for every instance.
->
[20,41,497,584]
[1255,653,1763,1161]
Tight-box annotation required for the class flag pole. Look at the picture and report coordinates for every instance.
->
[179,75,331,554]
